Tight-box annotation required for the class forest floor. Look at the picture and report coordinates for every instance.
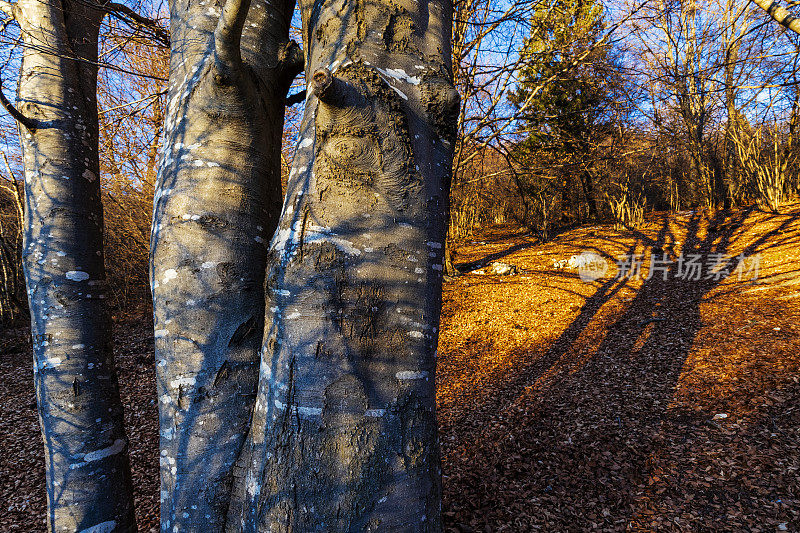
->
[2,204,800,531]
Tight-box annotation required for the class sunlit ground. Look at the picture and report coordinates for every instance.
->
[438,204,800,531]
[1,205,799,531]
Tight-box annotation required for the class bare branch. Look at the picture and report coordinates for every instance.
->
[278,40,304,82]
[102,1,169,46]
[311,68,349,105]
[214,0,251,71]
[0,75,35,130]
[0,0,15,20]
[285,90,306,107]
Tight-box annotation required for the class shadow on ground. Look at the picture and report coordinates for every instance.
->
[438,208,800,531]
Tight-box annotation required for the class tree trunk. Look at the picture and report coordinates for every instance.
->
[561,173,575,224]
[10,0,136,530]
[722,24,740,210]
[149,0,300,528]
[751,0,800,34]
[580,169,599,220]
[226,0,458,530]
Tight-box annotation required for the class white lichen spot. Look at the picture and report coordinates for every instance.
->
[296,405,323,416]
[298,138,313,149]
[72,344,85,350]
[78,521,117,533]
[154,329,169,338]
[285,312,301,320]
[246,472,261,498]
[384,67,421,85]
[70,439,126,469]
[396,370,429,380]
[38,357,62,370]
[163,269,178,283]
[390,86,409,100]
[407,331,424,339]
[201,261,216,269]
[170,376,196,389]
[66,270,90,282]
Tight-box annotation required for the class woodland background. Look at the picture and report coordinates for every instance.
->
[2,0,800,320]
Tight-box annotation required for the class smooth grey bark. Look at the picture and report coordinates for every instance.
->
[149,0,299,528]
[751,0,800,34]
[226,0,459,529]
[3,0,136,530]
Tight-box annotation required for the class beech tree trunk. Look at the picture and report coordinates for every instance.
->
[226,0,459,529]
[149,0,300,529]
[4,0,136,530]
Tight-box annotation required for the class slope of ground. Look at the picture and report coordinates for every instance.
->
[439,205,800,531]
[1,205,799,531]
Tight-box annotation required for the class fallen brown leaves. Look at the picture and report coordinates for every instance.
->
[2,205,800,531]
[439,205,800,531]
[0,319,160,532]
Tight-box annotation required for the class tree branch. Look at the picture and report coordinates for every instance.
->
[751,0,800,34]
[278,40,304,81]
[311,68,349,105]
[0,76,35,130]
[0,0,15,20]
[285,90,306,106]
[102,1,169,46]
[214,0,251,72]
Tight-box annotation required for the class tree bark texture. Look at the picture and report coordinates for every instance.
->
[751,0,800,34]
[149,0,299,529]
[226,0,459,530]
[13,0,136,530]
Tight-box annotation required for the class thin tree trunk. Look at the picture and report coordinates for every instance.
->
[149,0,300,528]
[561,173,575,224]
[722,11,740,210]
[226,0,459,529]
[580,169,599,220]
[9,0,136,530]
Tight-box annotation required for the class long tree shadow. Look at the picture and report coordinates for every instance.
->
[440,207,800,531]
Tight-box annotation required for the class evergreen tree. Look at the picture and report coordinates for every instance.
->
[510,0,623,225]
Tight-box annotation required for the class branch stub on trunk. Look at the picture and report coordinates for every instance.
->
[312,68,348,105]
